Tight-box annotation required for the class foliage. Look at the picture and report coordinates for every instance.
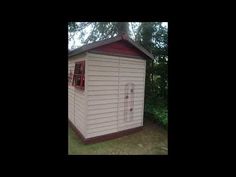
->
[135,22,168,99]
[68,22,130,46]
[145,97,168,128]
[68,22,92,49]
[134,22,168,128]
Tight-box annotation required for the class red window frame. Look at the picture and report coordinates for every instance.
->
[72,61,85,90]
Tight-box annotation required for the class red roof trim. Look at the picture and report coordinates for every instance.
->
[69,34,154,60]
[89,50,145,60]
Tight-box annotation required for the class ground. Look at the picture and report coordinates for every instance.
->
[68,119,168,155]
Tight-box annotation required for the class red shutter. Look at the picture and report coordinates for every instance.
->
[72,61,85,90]
[82,61,85,89]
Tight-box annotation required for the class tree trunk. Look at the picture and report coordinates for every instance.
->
[117,22,129,35]
[151,59,154,94]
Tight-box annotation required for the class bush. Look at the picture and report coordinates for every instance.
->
[144,98,168,128]
[153,107,168,128]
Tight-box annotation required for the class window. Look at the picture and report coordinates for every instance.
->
[72,61,85,90]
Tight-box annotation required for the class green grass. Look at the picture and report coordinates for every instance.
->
[68,119,168,155]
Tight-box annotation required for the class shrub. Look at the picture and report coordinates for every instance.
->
[144,98,168,128]
[153,107,168,128]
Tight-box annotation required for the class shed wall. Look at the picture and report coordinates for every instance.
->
[86,53,146,138]
[68,54,87,137]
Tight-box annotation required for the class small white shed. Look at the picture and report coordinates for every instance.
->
[68,34,154,143]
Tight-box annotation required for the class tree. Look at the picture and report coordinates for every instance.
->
[116,22,129,35]
[68,22,92,49]
[135,22,168,98]
[135,22,156,97]
[68,22,130,45]
[82,22,130,44]
[153,23,168,98]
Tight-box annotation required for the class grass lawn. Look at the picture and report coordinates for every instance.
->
[68,119,168,155]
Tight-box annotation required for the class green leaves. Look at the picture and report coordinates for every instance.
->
[144,98,168,128]
[135,22,168,99]
[81,22,130,44]
[153,108,168,128]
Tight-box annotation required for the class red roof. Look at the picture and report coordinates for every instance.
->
[68,34,154,60]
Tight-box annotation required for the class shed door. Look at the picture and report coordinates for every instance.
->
[117,58,145,132]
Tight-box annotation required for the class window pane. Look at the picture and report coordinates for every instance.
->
[76,75,81,86]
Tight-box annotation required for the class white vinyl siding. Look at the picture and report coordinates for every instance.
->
[69,52,146,139]
[86,54,119,137]
[85,53,146,138]
[68,54,87,137]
